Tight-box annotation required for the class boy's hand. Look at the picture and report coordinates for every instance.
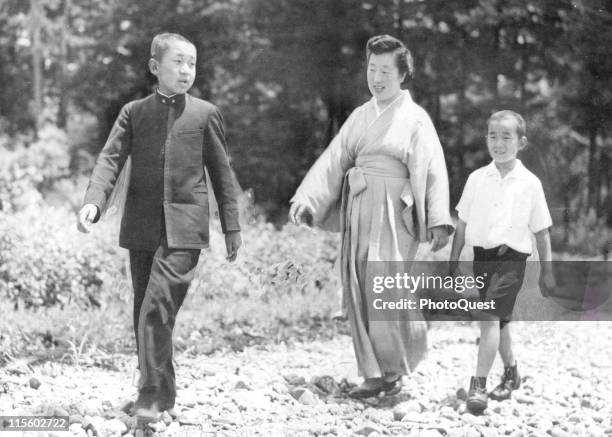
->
[539,265,556,298]
[289,202,313,227]
[77,204,99,233]
[428,225,449,252]
[225,231,242,262]
[448,260,459,276]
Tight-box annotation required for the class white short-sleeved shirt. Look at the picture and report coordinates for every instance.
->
[456,159,552,254]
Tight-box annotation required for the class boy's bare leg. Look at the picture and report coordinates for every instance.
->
[490,321,521,401]
[498,322,516,367]
[467,315,499,413]
[476,317,500,377]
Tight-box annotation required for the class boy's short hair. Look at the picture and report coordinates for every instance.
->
[366,34,414,80]
[150,33,194,61]
[488,110,527,137]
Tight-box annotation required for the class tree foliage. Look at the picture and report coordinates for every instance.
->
[1,0,611,240]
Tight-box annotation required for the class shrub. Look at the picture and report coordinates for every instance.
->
[0,125,72,213]
[0,206,122,308]
[550,208,612,257]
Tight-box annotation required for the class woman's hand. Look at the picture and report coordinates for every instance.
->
[289,202,314,226]
[428,225,449,252]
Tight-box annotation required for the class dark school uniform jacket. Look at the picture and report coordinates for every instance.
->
[83,91,241,250]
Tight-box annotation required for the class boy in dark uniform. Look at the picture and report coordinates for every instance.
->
[77,33,242,422]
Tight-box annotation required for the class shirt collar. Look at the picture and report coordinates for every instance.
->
[484,159,527,179]
[155,89,186,107]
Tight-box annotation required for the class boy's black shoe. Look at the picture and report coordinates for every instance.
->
[466,376,488,413]
[489,363,520,401]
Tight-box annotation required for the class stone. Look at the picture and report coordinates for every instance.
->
[419,430,443,437]
[104,418,128,436]
[446,428,468,437]
[298,389,319,406]
[284,374,306,386]
[214,413,243,426]
[29,378,41,390]
[116,400,134,415]
[82,400,102,417]
[68,423,88,437]
[514,393,536,404]
[440,406,457,420]
[550,427,571,437]
[354,423,383,436]
[166,422,180,434]
[466,426,481,437]
[179,391,198,408]
[69,415,84,425]
[232,390,271,410]
[456,388,468,401]
[462,413,485,426]
[393,401,422,421]
[148,421,166,433]
[234,380,249,390]
[160,410,172,426]
[478,426,500,437]
[120,415,137,430]
[591,411,606,423]
[272,382,289,395]
[587,425,605,437]
[290,387,307,401]
[571,423,587,435]
[312,375,340,395]
[568,413,582,423]
[400,412,428,424]
[102,409,125,420]
[178,410,201,426]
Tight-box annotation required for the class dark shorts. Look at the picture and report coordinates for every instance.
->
[473,246,529,322]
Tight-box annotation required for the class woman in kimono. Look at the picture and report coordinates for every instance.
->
[289,35,454,398]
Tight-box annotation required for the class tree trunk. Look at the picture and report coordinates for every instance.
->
[31,0,43,137]
[518,33,528,111]
[587,125,599,212]
[395,0,404,41]
[57,0,71,129]
[491,24,500,102]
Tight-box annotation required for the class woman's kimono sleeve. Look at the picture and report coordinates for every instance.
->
[290,112,357,232]
[404,111,454,242]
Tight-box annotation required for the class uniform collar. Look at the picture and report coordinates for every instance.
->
[484,159,527,179]
[155,89,186,107]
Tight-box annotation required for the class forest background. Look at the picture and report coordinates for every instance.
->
[0,0,611,359]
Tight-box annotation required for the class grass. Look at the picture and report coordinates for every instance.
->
[0,253,347,368]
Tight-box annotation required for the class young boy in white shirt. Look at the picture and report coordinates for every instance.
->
[449,110,555,413]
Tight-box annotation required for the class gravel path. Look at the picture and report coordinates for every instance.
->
[1,322,611,437]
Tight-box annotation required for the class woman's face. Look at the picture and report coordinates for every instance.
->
[367,52,405,104]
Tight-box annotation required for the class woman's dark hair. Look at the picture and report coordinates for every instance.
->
[366,34,414,80]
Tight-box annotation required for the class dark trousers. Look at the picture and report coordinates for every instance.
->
[129,237,200,409]
[473,246,529,329]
